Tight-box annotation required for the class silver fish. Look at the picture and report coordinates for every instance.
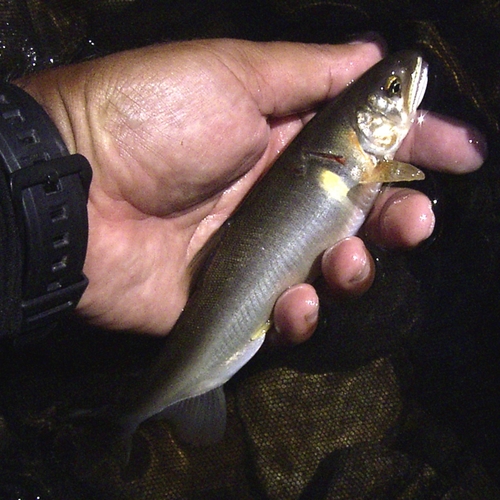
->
[109,51,428,448]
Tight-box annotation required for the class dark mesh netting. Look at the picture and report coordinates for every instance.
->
[1,1,500,498]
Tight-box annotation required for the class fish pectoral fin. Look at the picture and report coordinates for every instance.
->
[360,160,425,184]
[157,387,227,446]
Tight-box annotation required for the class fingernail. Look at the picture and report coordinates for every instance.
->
[379,191,413,242]
[380,200,398,241]
[349,252,370,284]
[422,198,436,241]
[298,305,319,342]
[347,32,387,54]
[467,125,488,165]
[304,304,319,327]
[347,31,381,44]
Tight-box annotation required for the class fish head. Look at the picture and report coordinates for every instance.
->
[354,51,428,160]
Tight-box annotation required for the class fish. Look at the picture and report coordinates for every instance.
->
[95,50,429,453]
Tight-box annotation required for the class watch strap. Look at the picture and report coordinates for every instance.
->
[0,82,92,338]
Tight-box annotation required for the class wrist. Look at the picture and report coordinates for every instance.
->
[13,74,79,156]
[0,82,92,342]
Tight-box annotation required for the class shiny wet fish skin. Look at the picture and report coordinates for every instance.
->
[108,51,429,449]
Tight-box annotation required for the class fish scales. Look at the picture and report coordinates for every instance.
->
[125,166,372,423]
[94,51,429,452]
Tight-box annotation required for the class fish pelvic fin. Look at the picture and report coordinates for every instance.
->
[360,160,425,184]
[156,386,227,446]
[251,319,272,341]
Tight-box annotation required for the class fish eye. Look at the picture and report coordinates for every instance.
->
[385,75,402,96]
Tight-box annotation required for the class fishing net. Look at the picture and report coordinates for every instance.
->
[1,0,500,498]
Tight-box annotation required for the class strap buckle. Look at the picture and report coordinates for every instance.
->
[9,154,92,333]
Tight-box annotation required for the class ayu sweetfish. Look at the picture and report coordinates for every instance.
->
[101,50,429,450]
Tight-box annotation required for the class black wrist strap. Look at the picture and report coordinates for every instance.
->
[0,82,92,339]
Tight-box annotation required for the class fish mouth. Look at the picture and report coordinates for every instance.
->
[406,55,429,115]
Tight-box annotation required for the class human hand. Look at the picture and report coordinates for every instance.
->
[15,39,486,340]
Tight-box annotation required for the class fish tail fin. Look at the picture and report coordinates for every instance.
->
[157,386,227,446]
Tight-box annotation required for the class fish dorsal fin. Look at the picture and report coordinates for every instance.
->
[360,160,425,184]
[156,387,227,446]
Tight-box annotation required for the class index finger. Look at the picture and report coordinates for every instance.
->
[239,40,486,174]
[396,111,487,173]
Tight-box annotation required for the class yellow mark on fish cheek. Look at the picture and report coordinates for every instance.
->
[250,319,272,341]
[318,170,349,199]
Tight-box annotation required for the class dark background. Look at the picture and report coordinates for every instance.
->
[1,1,500,498]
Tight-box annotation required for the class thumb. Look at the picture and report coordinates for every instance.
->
[203,38,385,117]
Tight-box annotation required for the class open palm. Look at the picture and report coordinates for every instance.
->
[17,39,486,337]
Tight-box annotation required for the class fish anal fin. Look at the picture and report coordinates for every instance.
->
[156,387,227,446]
[360,160,425,184]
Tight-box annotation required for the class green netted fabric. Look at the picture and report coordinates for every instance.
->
[1,1,500,498]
